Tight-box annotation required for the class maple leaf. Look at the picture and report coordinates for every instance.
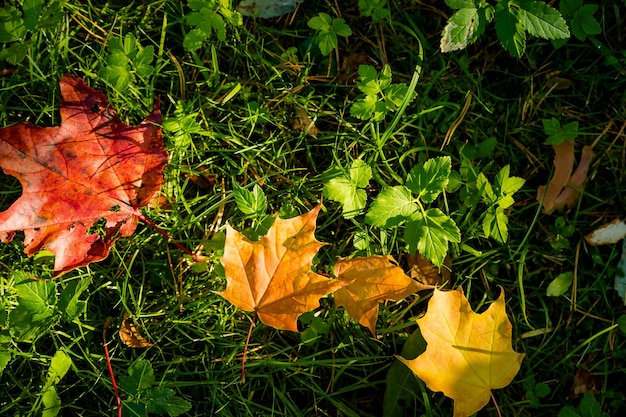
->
[333,255,430,336]
[0,75,167,276]
[397,287,524,417]
[217,204,344,332]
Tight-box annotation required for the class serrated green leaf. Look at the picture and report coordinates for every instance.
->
[331,17,352,37]
[405,208,460,267]
[13,271,56,322]
[357,65,381,95]
[495,2,526,57]
[324,177,366,218]
[0,6,26,43]
[122,400,148,417]
[307,13,332,31]
[440,8,479,52]
[494,165,525,207]
[119,360,155,395]
[365,186,418,228]
[315,31,338,55]
[146,387,192,416]
[406,156,451,203]
[559,0,583,17]
[233,183,267,219]
[349,159,373,188]
[518,0,569,39]
[384,83,409,109]
[571,4,601,40]
[483,206,508,243]
[350,94,377,119]
[543,117,578,144]
[476,172,496,204]
[134,46,154,70]
[183,28,207,51]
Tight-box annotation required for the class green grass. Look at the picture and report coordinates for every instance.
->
[2,0,626,416]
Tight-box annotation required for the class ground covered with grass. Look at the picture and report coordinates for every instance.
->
[1,0,626,416]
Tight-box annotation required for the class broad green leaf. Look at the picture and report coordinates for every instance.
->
[495,2,526,57]
[331,17,352,37]
[378,64,392,90]
[323,159,372,218]
[559,0,583,16]
[0,352,10,374]
[476,172,496,205]
[495,165,525,198]
[405,208,460,267]
[350,94,376,119]
[307,12,332,31]
[42,386,61,417]
[365,186,418,228]
[119,360,156,395]
[571,4,601,41]
[233,183,267,219]
[440,8,479,52]
[445,0,477,8]
[542,117,579,144]
[315,31,338,55]
[546,272,573,296]
[406,156,451,203]
[483,206,508,243]
[357,65,382,95]
[44,350,72,388]
[58,279,89,322]
[0,6,26,43]
[183,28,206,51]
[23,0,43,30]
[122,400,148,417]
[518,0,569,39]
[384,83,410,109]
[14,271,56,322]
[146,387,192,416]
[105,51,130,67]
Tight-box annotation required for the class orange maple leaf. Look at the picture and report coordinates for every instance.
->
[0,75,167,276]
[397,287,524,417]
[333,255,430,336]
[217,204,344,332]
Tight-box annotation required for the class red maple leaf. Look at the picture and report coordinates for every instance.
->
[0,75,168,276]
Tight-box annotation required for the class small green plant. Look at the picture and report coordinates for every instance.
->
[476,165,525,243]
[322,158,372,219]
[350,64,412,121]
[307,12,352,56]
[559,0,601,41]
[99,33,154,92]
[440,0,570,57]
[358,0,390,22]
[542,117,579,144]
[120,360,191,417]
[0,0,64,64]
[183,0,242,51]
[365,156,460,267]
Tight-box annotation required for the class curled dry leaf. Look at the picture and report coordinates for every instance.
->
[333,255,431,336]
[119,312,153,348]
[537,142,594,213]
[0,75,167,276]
[397,287,524,417]
[217,204,344,332]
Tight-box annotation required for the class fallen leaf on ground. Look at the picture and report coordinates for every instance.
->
[537,142,593,213]
[584,218,626,246]
[119,312,153,348]
[333,255,431,335]
[0,75,167,276]
[397,287,524,417]
[217,204,344,332]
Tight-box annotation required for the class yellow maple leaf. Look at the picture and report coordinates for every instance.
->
[333,255,431,336]
[397,287,524,417]
[217,204,344,332]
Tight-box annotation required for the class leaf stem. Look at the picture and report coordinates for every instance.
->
[103,317,122,417]
[241,312,257,383]
[137,212,202,262]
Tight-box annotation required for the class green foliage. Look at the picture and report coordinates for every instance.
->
[41,350,73,417]
[542,117,579,144]
[546,271,573,296]
[322,159,372,219]
[366,157,460,267]
[307,12,352,55]
[183,0,242,50]
[358,0,390,22]
[559,0,601,41]
[441,0,569,57]
[476,165,525,243]
[0,0,64,64]
[120,360,191,417]
[99,33,154,92]
[233,182,267,220]
[558,392,609,417]
[350,64,411,121]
